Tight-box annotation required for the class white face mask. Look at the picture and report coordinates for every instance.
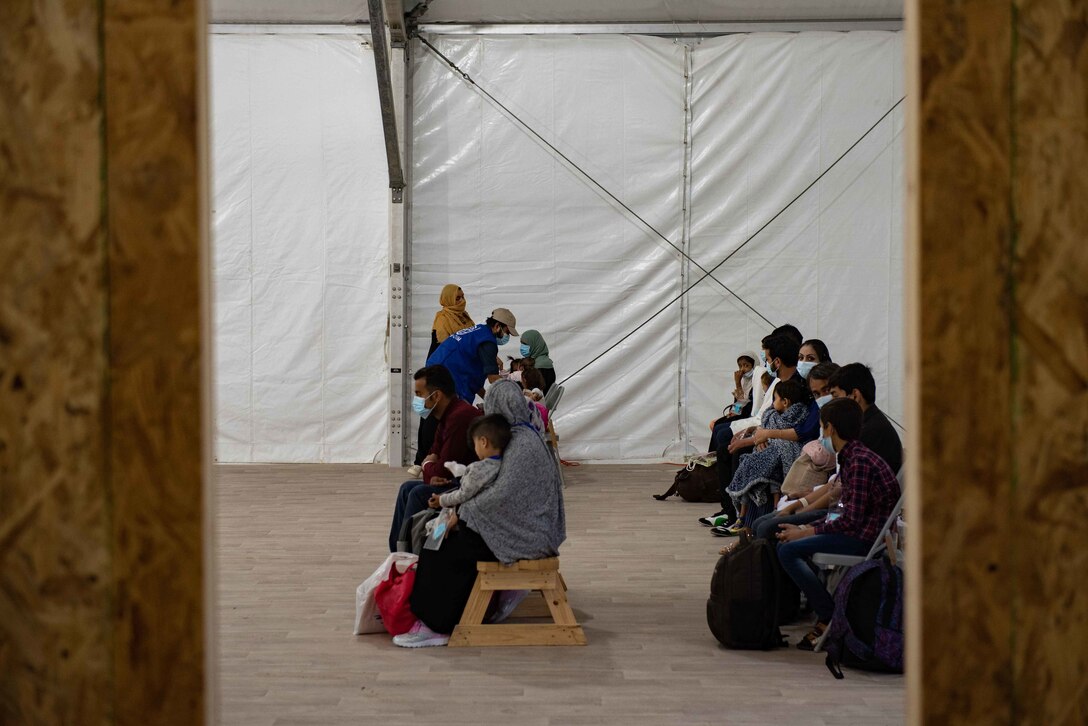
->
[797,361,816,379]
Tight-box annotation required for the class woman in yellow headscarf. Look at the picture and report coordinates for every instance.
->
[410,285,476,476]
[428,284,474,357]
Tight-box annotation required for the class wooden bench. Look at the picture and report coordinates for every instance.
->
[448,557,587,647]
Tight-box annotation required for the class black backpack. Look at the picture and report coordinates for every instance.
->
[706,534,792,649]
[654,458,721,503]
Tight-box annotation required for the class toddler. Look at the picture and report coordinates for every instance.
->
[428,414,510,510]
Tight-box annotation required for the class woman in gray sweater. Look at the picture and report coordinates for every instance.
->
[397,380,566,647]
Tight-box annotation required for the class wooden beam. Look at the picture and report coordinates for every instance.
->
[0,2,111,721]
[1,0,207,722]
[906,1,1088,722]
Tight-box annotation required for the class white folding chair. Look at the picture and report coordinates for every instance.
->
[811,463,905,652]
[543,384,564,412]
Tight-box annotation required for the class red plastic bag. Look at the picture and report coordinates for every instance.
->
[374,560,417,635]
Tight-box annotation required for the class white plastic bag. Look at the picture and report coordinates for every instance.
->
[354,552,418,635]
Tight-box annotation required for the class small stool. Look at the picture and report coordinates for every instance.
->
[448,557,587,647]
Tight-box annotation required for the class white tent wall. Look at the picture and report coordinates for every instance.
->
[409,36,689,462]
[684,31,905,442]
[408,31,904,463]
[211,33,391,463]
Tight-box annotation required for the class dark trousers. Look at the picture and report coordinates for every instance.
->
[752,509,828,542]
[413,415,439,466]
[716,442,749,510]
[778,534,869,623]
[709,420,733,452]
[388,480,445,552]
[410,525,497,634]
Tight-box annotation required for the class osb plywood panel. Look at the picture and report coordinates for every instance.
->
[910,1,1088,723]
[1,0,205,722]
[909,1,1015,723]
[0,2,112,724]
[1011,1,1088,723]
[103,0,205,721]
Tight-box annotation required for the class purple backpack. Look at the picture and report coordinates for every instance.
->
[823,557,904,679]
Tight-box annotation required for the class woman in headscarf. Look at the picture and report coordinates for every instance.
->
[394,380,566,647]
[429,284,474,357]
[518,329,556,394]
[410,285,475,476]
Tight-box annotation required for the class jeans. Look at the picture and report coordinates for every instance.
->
[777,533,869,623]
[752,509,828,542]
[389,480,446,552]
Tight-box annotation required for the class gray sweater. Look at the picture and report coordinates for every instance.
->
[459,381,566,563]
[438,456,502,508]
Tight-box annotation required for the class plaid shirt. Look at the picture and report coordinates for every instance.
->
[813,440,900,544]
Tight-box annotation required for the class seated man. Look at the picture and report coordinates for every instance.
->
[775,397,901,650]
[827,362,903,473]
[388,365,481,551]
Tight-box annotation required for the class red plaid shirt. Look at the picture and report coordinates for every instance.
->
[813,440,900,544]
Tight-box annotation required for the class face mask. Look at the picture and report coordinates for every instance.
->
[412,392,435,419]
[770,361,779,379]
[816,394,832,409]
[759,350,767,366]
[520,343,531,358]
[797,361,816,379]
[820,434,836,457]
[742,370,754,380]
[496,333,511,346]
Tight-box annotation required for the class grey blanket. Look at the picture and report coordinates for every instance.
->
[458,380,566,563]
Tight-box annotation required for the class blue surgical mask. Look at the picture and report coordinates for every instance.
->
[816,394,833,409]
[496,333,510,346]
[797,361,816,379]
[759,350,767,366]
[820,435,836,457]
[520,343,531,357]
[742,370,754,380]
[412,392,435,419]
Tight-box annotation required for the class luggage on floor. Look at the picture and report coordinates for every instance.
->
[823,557,905,679]
[654,455,720,503]
[706,533,788,649]
[374,557,419,636]
[354,552,418,635]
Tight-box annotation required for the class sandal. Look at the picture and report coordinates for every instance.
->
[797,622,828,651]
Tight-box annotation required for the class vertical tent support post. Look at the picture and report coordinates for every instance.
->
[369,0,411,466]
[387,46,408,466]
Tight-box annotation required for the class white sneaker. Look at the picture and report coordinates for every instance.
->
[698,512,732,527]
[406,465,422,478]
[392,620,449,648]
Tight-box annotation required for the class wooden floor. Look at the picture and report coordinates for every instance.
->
[216,464,904,726]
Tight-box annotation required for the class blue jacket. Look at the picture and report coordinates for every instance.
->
[426,323,496,402]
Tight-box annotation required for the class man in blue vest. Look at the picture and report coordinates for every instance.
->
[426,307,518,403]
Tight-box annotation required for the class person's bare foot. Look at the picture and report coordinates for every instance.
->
[718,542,739,556]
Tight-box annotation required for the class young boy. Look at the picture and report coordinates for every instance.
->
[775,397,901,650]
[427,414,511,510]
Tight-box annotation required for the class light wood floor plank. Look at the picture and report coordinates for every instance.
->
[217,464,904,725]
